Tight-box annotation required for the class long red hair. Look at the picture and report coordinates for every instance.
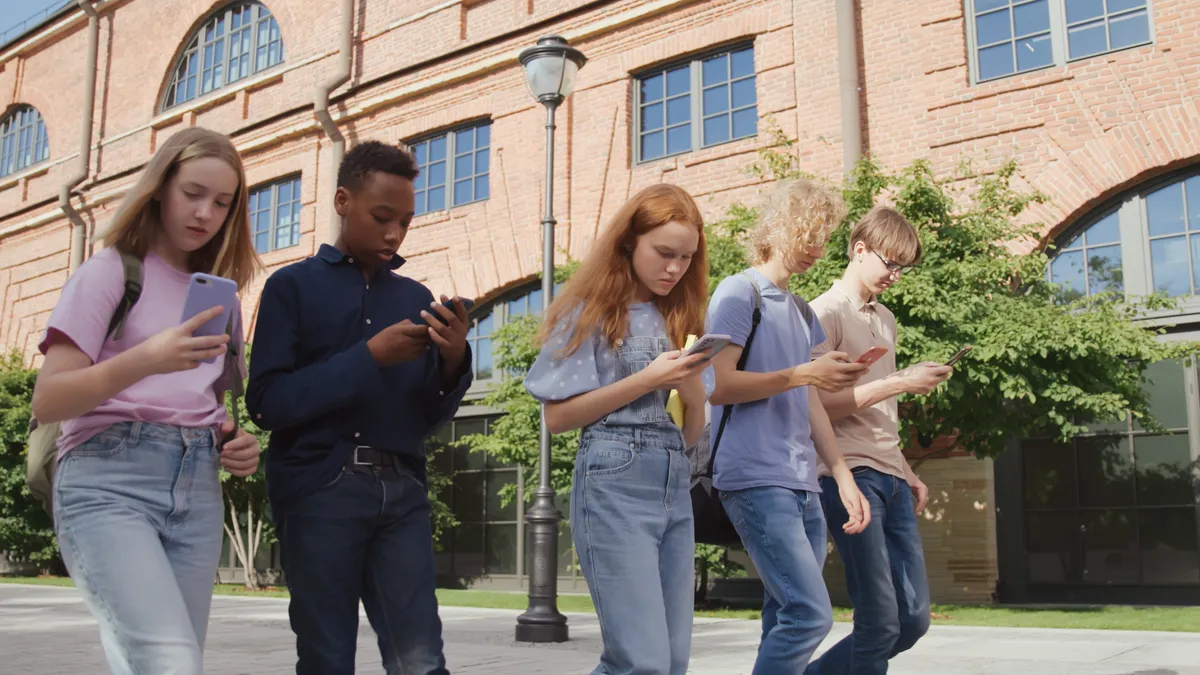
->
[538,183,709,356]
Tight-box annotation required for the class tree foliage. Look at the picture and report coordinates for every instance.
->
[0,352,60,572]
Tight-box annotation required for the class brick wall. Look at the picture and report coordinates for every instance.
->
[3,0,1200,603]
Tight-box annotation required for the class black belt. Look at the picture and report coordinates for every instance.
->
[346,445,426,481]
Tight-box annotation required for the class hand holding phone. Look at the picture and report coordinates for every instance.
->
[684,333,732,362]
[417,297,476,326]
[178,273,239,364]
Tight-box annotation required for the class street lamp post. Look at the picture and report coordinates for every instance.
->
[514,34,587,645]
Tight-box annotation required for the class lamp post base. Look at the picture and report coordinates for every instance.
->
[514,616,570,643]
[515,486,569,643]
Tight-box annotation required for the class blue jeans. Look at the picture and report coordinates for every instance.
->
[53,422,224,675]
[571,425,694,675]
[720,486,832,674]
[274,461,447,675]
[807,468,931,675]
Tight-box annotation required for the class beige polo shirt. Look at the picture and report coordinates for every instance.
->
[810,280,908,480]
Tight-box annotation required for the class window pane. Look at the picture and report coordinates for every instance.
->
[1023,438,1077,508]
[978,42,1015,80]
[453,472,485,522]
[1086,244,1123,293]
[1050,250,1086,297]
[1140,508,1200,584]
[455,127,475,152]
[1187,177,1200,232]
[1134,434,1195,506]
[1082,509,1139,583]
[1065,0,1104,23]
[1193,234,1200,291]
[641,131,664,161]
[731,78,756,108]
[413,142,427,165]
[703,84,729,115]
[704,115,730,146]
[454,154,473,180]
[475,150,489,174]
[452,523,484,577]
[1147,182,1185,237]
[528,288,543,313]
[1108,0,1146,11]
[453,179,473,206]
[476,123,490,147]
[1109,9,1150,50]
[477,338,493,380]
[485,524,518,574]
[976,9,1012,45]
[730,48,754,78]
[1068,20,1108,59]
[666,66,690,97]
[732,107,758,139]
[477,312,494,336]
[641,102,664,131]
[428,186,445,212]
[975,0,1008,11]
[474,175,489,201]
[1149,236,1189,297]
[1027,511,1082,582]
[486,471,518,521]
[702,54,728,86]
[1013,0,1050,36]
[427,160,446,188]
[254,232,269,253]
[640,73,663,102]
[666,97,690,126]
[1138,359,1189,431]
[1084,211,1120,244]
[1077,436,1134,507]
[1016,34,1054,71]
[430,136,446,161]
[666,125,691,155]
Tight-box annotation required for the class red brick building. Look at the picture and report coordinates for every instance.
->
[2,0,1197,605]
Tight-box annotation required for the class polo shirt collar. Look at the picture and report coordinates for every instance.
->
[317,243,406,270]
[832,279,876,311]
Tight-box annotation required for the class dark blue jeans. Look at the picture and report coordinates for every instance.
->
[807,468,931,675]
[275,463,448,675]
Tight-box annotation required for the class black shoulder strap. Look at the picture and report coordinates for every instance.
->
[706,271,763,478]
[105,250,144,341]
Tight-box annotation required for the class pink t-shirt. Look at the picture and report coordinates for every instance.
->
[38,248,247,457]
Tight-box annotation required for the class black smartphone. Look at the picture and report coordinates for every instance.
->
[418,297,476,325]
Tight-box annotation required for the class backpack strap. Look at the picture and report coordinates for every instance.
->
[705,271,763,478]
[105,250,144,341]
[221,313,244,445]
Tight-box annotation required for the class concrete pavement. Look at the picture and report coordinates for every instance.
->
[1,584,1197,674]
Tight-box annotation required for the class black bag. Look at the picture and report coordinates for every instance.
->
[691,272,763,547]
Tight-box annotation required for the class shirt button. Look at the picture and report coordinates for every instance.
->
[366,319,372,325]
[354,432,361,438]
[255,414,262,420]
[348,257,354,263]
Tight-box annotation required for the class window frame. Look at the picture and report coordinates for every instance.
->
[632,41,758,165]
[964,0,1156,85]
[462,281,563,395]
[161,1,284,111]
[1045,165,1200,320]
[0,105,50,178]
[248,174,302,254]
[406,119,492,217]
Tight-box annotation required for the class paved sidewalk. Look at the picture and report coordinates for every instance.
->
[1,584,1198,674]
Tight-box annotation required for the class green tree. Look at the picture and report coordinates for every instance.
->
[748,122,1197,456]
[0,352,60,573]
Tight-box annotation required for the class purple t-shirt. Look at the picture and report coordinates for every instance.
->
[38,248,246,457]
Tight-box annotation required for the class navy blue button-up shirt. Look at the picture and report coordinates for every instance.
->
[247,243,472,509]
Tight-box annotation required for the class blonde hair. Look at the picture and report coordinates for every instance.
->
[848,206,922,266]
[100,127,262,290]
[747,178,847,265]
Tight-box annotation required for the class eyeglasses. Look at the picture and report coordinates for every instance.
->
[873,251,912,275]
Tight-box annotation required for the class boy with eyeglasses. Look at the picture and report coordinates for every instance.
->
[806,206,953,675]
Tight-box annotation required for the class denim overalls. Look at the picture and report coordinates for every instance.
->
[570,335,695,675]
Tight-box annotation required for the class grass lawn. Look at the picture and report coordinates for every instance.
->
[4,576,1198,632]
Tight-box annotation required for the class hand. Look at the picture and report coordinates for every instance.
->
[367,320,430,367]
[137,306,230,375]
[834,471,872,535]
[909,474,929,514]
[421,296,470,363]
[898,362,953,395]
[218,420,260,477]
[640,350,710,391]
[796,351,868,392]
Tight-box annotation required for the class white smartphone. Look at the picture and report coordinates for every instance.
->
[685,333,732,361]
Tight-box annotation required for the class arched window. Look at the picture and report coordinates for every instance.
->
[1048,168,1200,302]
[162,2,283,110]
[464,281,563,385]
[0,105,49,178]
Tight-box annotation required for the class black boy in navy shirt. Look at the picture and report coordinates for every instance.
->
[248,141,472,675]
